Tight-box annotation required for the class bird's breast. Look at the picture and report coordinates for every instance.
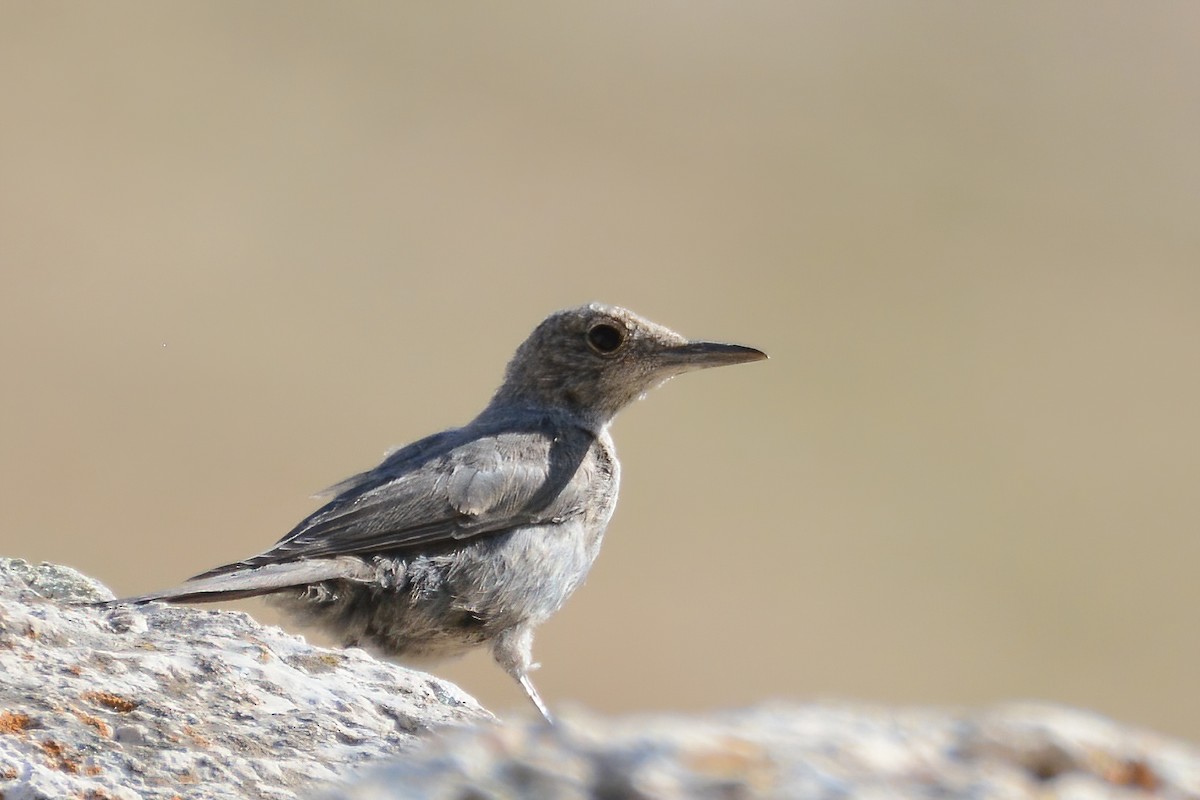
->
[581,432,620,533]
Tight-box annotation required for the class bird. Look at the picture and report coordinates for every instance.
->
[108,303,766,722]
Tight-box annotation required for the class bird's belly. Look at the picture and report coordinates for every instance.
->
[268,519,603,661]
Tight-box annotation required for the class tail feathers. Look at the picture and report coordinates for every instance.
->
[98,557,375,608]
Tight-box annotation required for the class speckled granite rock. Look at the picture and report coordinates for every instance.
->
[0,558,490,800]
[5,558,1200,800]
[323,703,1200,799]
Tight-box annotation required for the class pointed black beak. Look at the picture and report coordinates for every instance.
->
[659,341,768,372]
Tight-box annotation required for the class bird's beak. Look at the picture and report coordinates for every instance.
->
[658,341,768,372]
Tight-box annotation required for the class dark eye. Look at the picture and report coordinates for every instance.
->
[586,322,625,354]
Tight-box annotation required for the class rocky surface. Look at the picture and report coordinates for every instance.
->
[327,702,1200,799]
[4,557,1199,800]
[0,557,490,800]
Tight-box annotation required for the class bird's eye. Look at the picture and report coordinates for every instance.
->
[586,323,625,355]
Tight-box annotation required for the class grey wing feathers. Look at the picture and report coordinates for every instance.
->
[312,429,460,499]
[192,421,597,580]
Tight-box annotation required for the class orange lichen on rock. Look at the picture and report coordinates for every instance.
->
[40,739,80,773]
[81,691,137,713]
[73,708,113,737]
[0,710,33,735]
[1105,758,1159,792]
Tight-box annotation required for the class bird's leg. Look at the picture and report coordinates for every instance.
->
[493,626,555,725]
[518,673,554,725]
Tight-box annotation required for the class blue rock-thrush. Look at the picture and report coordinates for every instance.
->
[112,303,766,721]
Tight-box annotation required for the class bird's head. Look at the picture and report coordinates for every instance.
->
[488,303,766,428]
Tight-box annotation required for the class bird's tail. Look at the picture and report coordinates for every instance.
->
[96,557,375,608]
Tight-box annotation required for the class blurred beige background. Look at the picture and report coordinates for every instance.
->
[3,3,1198,740]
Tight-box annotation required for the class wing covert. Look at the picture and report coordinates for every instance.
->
[195,422,599,578]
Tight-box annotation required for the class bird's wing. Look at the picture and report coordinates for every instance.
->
[192,422,600,579]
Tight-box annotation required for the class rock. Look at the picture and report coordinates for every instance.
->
[5,557,1200,800]
[323,703,1200,799]
[0,557,490,800]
